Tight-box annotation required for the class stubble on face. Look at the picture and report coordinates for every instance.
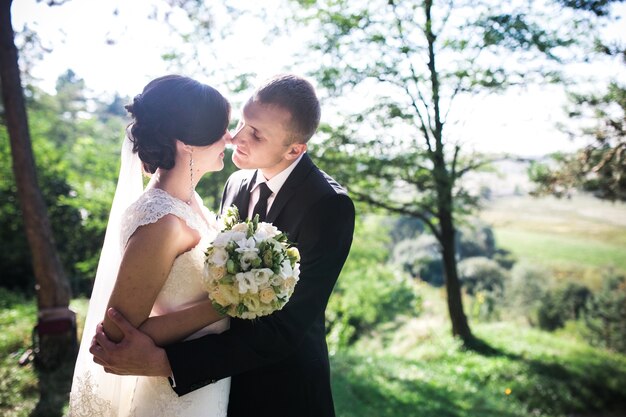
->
[231,99,295,177]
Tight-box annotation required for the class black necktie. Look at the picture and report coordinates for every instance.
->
[251,182,272,222]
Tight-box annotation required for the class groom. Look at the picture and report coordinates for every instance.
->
[91,74,355,417]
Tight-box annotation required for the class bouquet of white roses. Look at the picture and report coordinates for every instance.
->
[202,206,300,319]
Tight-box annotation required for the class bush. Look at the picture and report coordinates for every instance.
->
[392,235,444,286]
[538,282,592,331]
[506,262,550,324]
[584,274,626,353]
[326,265,419,349]
[456,220,496,259]
[458,257,508,295]
[458,257,508,320]
[326,216,420,350]
[493,248,517,270]
[386,215,424,247]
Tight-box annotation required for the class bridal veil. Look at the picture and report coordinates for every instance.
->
[69,135,143,416]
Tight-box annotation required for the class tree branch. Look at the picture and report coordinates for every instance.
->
[350,190,442,240]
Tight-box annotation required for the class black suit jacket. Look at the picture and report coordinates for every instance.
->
[165,154,355,417]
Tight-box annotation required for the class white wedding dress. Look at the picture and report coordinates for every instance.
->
[69,188,230,417]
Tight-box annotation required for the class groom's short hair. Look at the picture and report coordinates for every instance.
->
[254,74,320,144]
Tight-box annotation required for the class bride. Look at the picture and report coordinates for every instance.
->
[69,75,232,417]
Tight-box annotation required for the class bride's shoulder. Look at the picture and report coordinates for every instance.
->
[126,188,177,217]
[120,189,184,247]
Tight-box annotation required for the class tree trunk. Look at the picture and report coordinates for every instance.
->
[0,0,76,368]
[424,0,473,344]
[439,206,473,342]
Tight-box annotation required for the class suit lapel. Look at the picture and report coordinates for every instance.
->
[266,154,314,224]
[231,171,257,220]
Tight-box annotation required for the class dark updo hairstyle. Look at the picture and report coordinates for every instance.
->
[125,75,230,173]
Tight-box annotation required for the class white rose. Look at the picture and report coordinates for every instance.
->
[211,284,240,306]
[212,231,233,247]
[242,294,261,312]
[259,287,277,304]
[254,223,280,241]
[209,265,227,281]
[210,247,229,267]
[232,222,249,233]
[213,230,247,247]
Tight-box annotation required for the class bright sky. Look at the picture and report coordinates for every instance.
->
[11,0,625,157]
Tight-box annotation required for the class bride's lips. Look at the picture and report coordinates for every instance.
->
[235,147,248,157]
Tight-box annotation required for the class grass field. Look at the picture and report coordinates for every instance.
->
[2,288,625,417]
[2,194,626,416]
[479,194,626,287]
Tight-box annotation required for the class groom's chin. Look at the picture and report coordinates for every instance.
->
[231,155,248,170]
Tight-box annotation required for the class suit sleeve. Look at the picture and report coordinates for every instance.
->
[165,192,355,395]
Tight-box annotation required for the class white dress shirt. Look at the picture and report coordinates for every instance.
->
[247,154,305,219]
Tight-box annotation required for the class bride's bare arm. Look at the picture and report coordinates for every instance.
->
[103,214,220,343]
[139,299,222,346]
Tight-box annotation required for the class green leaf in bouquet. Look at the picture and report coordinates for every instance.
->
[237,303,248,316]
[226,259,237,274]
[220,274,234,285]
[223,206,241,230]
[212,301,229,315]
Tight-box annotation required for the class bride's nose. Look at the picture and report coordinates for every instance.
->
[224,130,233,145]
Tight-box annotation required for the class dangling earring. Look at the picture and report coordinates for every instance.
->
[188,148,194,205]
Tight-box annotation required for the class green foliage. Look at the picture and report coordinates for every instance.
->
[459,257,508,320]
[385,215,424,246]
[196,148,238,212]
[506,262,550,325]
[492,248,517,270]
[0,121,84,292]
[392,235,443,286]
[537,282,592,331]
[584,273,626,353]
[456,220,497,259]
[326,217,420,350]
[530,70,626,201]
[392,221,506,287]
[458,257,508,295]
[2,75,126,294]
[556,0,625,17]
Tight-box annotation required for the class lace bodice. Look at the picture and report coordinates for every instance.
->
[120,188,217,250]
[70,188,230,417]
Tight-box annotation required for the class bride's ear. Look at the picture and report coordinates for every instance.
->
[175,140,193,155]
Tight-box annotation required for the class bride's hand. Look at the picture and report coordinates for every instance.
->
[90,308,173,377]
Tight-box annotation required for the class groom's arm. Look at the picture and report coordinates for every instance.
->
[165,192,355,395]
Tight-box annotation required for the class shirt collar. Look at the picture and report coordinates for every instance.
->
[252,153,305,195]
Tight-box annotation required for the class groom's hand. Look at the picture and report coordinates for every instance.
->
[90,308,172,377]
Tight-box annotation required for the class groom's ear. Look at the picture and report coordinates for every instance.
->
[285,143,307,161]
